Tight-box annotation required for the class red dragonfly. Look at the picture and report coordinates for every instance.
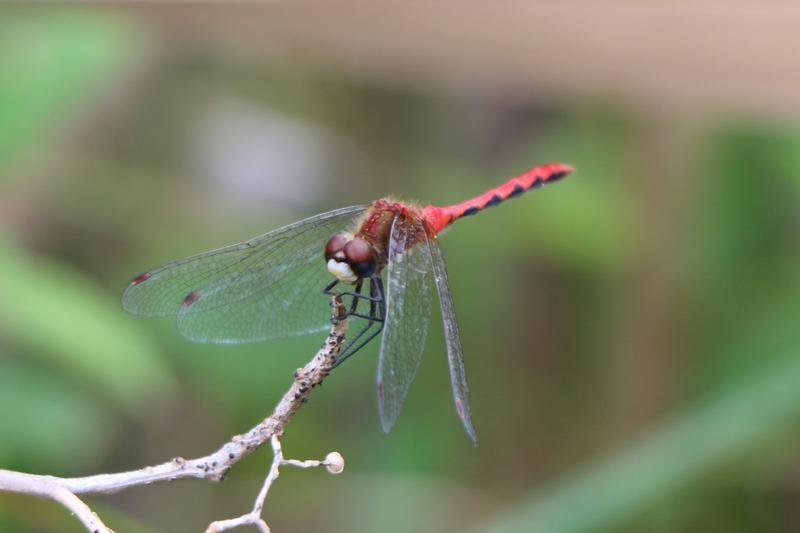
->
[123,162,572,444]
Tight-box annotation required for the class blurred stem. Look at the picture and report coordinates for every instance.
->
[475,349,800,533]
[610,118,702,431]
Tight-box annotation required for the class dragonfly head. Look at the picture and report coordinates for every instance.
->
[325,233,377,283]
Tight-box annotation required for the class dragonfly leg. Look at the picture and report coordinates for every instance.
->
[324,276,373,341]
[348,278,363,316]
[323,279,340,295]
[324,277,368,319]
[348,277,385,321]
[332,290,383,303]
[323,277,382,303]
[333,275,386,367]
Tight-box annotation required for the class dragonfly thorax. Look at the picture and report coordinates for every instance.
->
[325,233,377,283]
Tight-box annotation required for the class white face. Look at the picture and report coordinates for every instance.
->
[324,232,377,284]
[327,258,358,283]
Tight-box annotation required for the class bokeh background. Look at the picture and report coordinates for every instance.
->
[2,4,800,532]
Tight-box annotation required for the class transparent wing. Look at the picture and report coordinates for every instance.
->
[176,248,340,343]
[428,237,477,445]
[376,216,434,433]
[122,205,367,343]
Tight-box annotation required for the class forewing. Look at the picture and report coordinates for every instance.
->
[122,205,367,342]
[428,237,477,445]
[177,248,339,343]
[376,216,433,433]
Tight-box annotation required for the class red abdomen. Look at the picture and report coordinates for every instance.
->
[422,162,573,233]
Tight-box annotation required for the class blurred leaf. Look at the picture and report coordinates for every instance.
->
[511,175,636,272]
[474,349,800,533]
[685,126,800,390]
[341,474,469,533]
[0,362,110,470]
[0,238,174,412]
[509,112,638,272]
[0,493,159,533]
[85,502,159,533]
[272,472,479,533]
[0,10,140,175]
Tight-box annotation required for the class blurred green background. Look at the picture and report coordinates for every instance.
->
[2,5,800,533]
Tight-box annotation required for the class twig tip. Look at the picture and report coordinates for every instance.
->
[324,452,345,474]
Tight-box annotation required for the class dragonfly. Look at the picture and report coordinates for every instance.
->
[123,162,573,444]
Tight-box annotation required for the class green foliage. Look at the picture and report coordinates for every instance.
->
[0,239,174,412]
[477,351,800,533]
[1,7,800,533]
[0,362,111,470]
[0,11,139,175]
[0,16,171,529]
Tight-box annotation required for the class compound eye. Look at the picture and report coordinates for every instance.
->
[344,238,376,277]
[325,234,348,261]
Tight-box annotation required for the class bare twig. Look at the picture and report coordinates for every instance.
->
[0,296,349,532]
[0,470,112,532]
[205,435,344,533]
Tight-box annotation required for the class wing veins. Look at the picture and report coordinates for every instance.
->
[428,237,477,445]
[123,205,366,317]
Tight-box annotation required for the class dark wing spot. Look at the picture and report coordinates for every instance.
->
[462,206,480,217]
[531,178,544,189]
[508,184,525,198]
[130,272,151,286]
[485,194,503,208]
[182,291,201,306]
[548,170,568,181]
